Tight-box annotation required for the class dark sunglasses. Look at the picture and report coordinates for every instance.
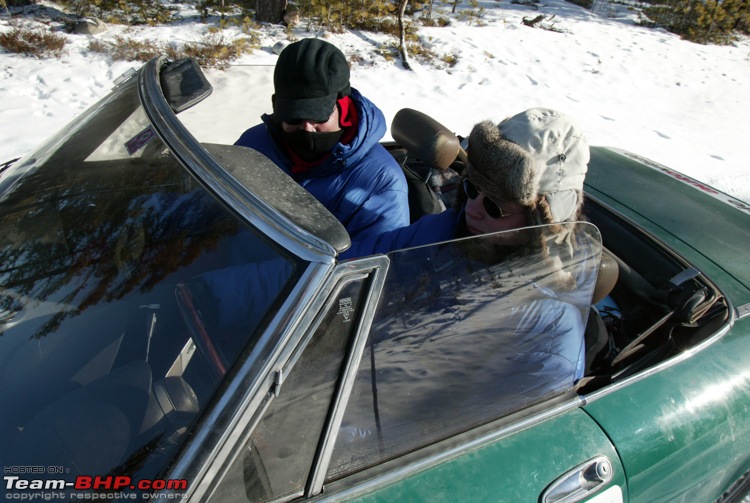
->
[284,117,330,126]
[462,178,523,219]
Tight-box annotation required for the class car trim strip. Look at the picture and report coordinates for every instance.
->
[307,255,391,496]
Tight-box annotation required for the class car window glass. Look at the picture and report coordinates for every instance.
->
[208,277,368,502]
[0,127,305,493]
[86,107,165,161]
[326,222,601,479]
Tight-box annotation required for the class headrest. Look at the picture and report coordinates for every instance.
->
[592,249,620,305]
[391,108,464,170]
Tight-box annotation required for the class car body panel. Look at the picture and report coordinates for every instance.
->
[585,147,750,306]
[583,146,750,502]
[583,315,750,502]
[326,408,626,503]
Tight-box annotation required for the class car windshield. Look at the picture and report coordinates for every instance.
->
[0,67,305,488]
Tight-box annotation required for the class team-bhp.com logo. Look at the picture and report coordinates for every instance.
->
[4,471,188,500]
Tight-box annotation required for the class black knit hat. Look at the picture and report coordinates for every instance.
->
[272,38,351,123]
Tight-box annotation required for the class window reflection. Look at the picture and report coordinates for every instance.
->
[0,134,302,493]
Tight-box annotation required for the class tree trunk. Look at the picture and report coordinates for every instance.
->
[397,0,412,70]
[522,14,544,26]
[256,0,287,24]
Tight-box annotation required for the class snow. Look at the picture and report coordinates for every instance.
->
[1,0,749,204]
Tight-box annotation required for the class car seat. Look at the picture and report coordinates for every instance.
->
[584,248,620,373]
[390,108,467,222]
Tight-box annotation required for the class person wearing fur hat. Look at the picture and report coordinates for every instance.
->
[341,107,590,259]
[235,38,409,241]
[330,108,596,424]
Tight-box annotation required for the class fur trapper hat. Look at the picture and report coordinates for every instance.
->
[466,108,589,223]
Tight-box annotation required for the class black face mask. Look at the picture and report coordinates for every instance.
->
[282,129,344,162]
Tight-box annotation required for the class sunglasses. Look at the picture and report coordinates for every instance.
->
[284,117,330,126]
[285,106,337,126]
[463,178,524,219]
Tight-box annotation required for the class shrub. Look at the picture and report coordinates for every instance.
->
[406,40,439,64]
[63,0,178,25]
[459,0,487,25]
[421,15,451,27]
[0,27,67,58]
[172,32,260,69]
[88,32,260,69]
[88,35,163,62]
[294,0,418,34]
[643,0,748,44]
[441,51,458,67]
[565,0,594,9]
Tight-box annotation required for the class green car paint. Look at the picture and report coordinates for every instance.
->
[340,409,627,502]
[585,147,750,306]
[582,147,750,502]
[584,315,750,502]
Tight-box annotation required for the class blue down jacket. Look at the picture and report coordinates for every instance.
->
[235,89,409,241]
[340,207,461,259]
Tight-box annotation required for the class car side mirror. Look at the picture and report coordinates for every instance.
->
[159,58,213,114]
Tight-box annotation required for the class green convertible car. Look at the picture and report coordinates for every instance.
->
[1,57,749,502]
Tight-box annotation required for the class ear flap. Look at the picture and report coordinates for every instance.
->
[467,120,538,207]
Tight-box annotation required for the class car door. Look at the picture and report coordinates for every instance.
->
[324,409,626,503]
[317,223,628,502]
[199,223,628,502]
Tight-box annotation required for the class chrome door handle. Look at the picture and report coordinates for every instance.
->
[542,456,614,503]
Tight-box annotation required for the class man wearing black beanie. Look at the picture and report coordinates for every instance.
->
[235,38,409,241]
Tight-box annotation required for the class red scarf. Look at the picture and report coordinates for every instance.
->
[288,96,359,174]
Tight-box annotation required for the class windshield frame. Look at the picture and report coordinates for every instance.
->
[138,57,344,263]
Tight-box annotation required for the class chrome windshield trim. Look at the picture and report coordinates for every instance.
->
[307,255,391,496]
[138,57,337,263]
[165,260,336,501]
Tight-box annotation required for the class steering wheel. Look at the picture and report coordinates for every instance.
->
[174,283,227,382]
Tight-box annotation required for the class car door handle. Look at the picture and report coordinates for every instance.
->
[541,456,614,503]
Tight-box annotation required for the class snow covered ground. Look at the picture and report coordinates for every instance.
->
[1,0,749,203]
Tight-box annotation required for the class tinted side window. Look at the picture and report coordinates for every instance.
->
[209,277,368,502]
[327,224,601,479]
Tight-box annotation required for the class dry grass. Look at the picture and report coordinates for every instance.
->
[88,36,163,62]
[0,27,67,58]
[88,33,260,69]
